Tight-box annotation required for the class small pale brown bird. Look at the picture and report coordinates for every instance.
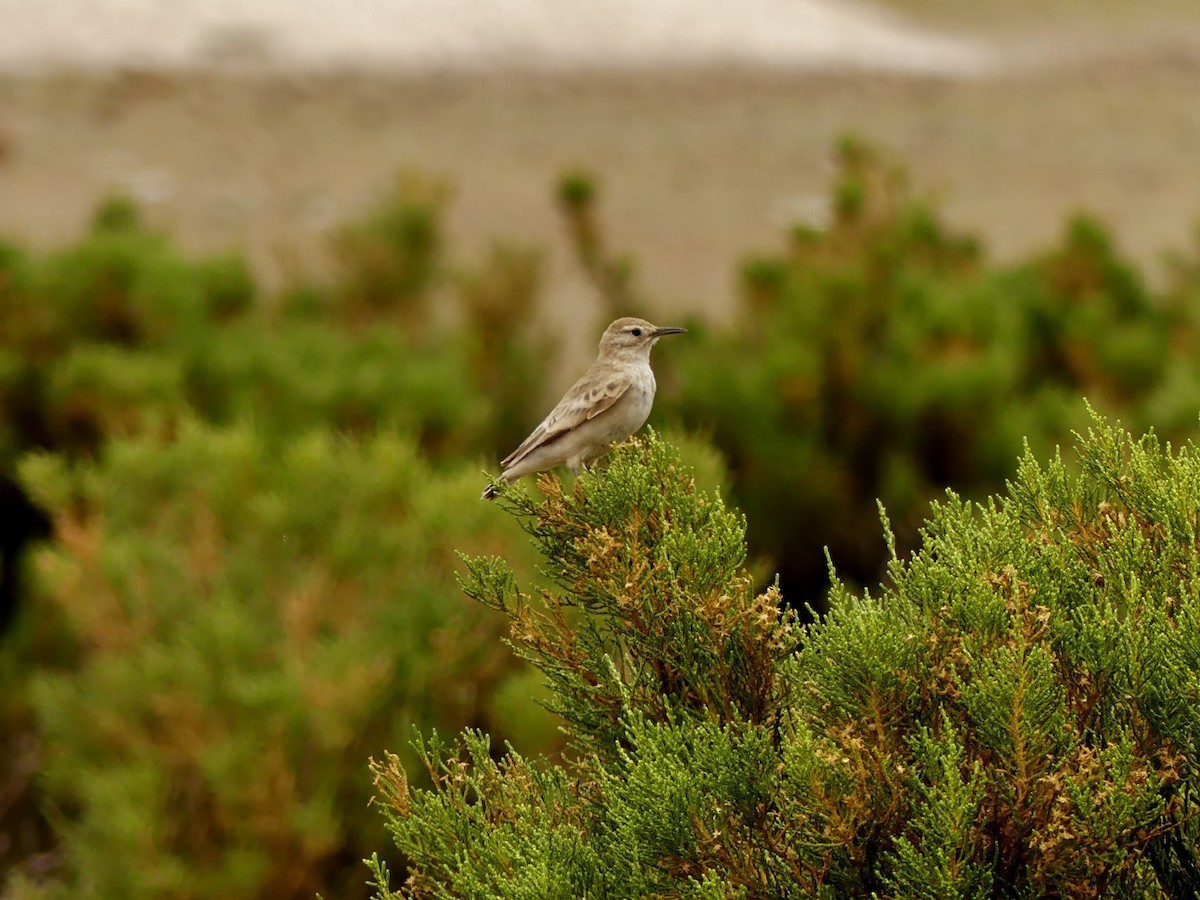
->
[481,316,686,499]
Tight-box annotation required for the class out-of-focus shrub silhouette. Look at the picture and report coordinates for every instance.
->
[557,169,641,319]
[0,196,246,459]
[331,174,446,328]
[455,241,555,456]
[15,422,544,900]
[0,184,553,466]
[0,185,558,896]
[663,137,1200,603]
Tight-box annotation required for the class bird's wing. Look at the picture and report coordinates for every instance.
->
[501,367,632,470]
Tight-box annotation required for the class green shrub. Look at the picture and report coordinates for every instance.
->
[370,417,1200,898]
[331,174,447,325]
[0,191,557,480]
[1,184,562,895]
[35,212,215,348]
[454,241,557,456]
[664,137,1200,602]
[194,253,256,321]
[556,169,641,319]
[14,421,553,900]
[0,197,261,461]
[180,320,491,455]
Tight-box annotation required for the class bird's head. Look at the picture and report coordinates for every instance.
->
[598,317,687,359]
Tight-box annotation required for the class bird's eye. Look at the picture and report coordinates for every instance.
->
[631,327,643,337]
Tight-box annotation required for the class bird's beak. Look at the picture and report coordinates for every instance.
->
[652,326,687,338]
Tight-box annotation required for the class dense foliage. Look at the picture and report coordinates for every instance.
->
[13,423,553,899]
[662,138,1200,600]
[4,136,1200,896]
[372,421,1200,898]
[0,186,557,898]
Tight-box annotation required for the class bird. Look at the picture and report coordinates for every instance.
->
[481,316,686,499]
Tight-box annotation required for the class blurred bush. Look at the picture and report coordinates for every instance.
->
[0,185,550,466]
[556,170,641,318]
[0,185,556,896]
[331,174,446,328]
[663,137,1200,603]
[10,421,548,900]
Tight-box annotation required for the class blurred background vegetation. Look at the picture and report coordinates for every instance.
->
[4,135,1200,897]
[3,0,1200,895]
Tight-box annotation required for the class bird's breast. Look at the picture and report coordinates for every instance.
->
[624,367,656,423]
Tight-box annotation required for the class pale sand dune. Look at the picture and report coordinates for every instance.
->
[0,0,990,74]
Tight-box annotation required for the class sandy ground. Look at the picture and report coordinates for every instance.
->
[1,2,1200,355]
